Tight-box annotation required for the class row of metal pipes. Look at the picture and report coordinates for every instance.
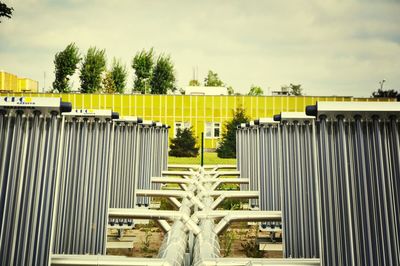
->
[0,97,169,265]
[237,101,400,265]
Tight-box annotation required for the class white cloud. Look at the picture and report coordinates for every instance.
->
[0,0,399,96]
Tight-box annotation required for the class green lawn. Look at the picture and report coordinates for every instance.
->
[168,152,236,165]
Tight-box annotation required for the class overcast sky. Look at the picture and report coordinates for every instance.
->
[1,0,399,96]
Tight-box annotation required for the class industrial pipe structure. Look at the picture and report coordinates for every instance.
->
[0,97,71,266]
[306,101,400,266]
[237,101,400,265]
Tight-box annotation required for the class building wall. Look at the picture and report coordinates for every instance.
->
[0,72,18,92]
[0,71,39,92]
[0,92,391,149]
[17,78,39,92]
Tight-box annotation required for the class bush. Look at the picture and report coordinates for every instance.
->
[217,107,249,158]
[169,127,199,157]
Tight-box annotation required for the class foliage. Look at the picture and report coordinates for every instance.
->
[217,107,249,158]
[169,128,199,157]
[179,88,186,95]
[204,70,224,87]
[372,89,399,100]
[220,198,241,210]
[289,83,303,95]
[189,79,200,86]
[150,55,175,94]
[227,86,234,95]
[0,1,13,22]
[110,59,127,93]
[140,227,152,253]
[168,152,236,165]
[240,227,264,258]
[132,49,154,94]
[80,47,106,93]
[222,230,236,257]
[102,71,115,93]
[248,85,264,96]
[52,43,80,92]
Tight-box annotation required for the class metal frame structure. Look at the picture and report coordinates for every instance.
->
[306,101,400,265]
[50,109,117,256]
[0,96,71,266]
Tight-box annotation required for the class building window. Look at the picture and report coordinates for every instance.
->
[205,122,221,138]
[174,122,191,137]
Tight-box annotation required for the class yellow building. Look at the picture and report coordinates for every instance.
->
[0,71,18,92]
[0,92,392,149]
[0,71,39,93]
[17,78,39,92]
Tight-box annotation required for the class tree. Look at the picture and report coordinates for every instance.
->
[217,107,249,158]
[80,47,106,93]
[0,1,13,22]
[248,85,263,96]
[102,71,115,93]
[372,89,399,100]
[189,79,200,86]
[110,59,127,93]
[204,70,224,87]
[52,43,81,92]
[227,86,234,95]
[169,128,199,157]
[132,49,154,94]
[150,54,175,94]
[289,83,303,96]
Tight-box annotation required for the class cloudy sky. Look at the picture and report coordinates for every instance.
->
[1,0,399,96]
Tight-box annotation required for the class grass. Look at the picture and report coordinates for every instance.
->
[168,152,236,165]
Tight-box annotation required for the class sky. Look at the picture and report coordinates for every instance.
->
[0,0,399,96]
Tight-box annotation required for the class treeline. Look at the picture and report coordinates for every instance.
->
[52,43,175,94]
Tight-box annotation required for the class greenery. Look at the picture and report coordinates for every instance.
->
[217,107,249,158]
[80,47,106,93]
[132,49,154,93]
[372,89,399,100]
[102,59,127,93]
[0,1,13,22]
[227,86,234,95]
[52,43,81,92]
[222,230,236,257]
[289,83,303,95]
[241,227,264,258]
[168,152,236,165]
[140,227,152,253]
[189,79,200,86]
[169,128,199,157]
[204,70,224,87]
[150,55,176,94]
[248,85,263,96]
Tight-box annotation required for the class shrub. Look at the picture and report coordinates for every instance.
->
[217,107,249,158]
[169,127,199,157]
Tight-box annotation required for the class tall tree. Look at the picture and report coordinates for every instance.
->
[204,70,224,87]
[189,79,200,86]
[110,59,127,93]
[102,71,115,93]
[150,55,175,94]
[289,83,303,96]
[217,107,249,158]
[80,47,106,93]
[52,43,80,92]
[132,49,154,94]
[248,85,264,96]
[0,1,13,22]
